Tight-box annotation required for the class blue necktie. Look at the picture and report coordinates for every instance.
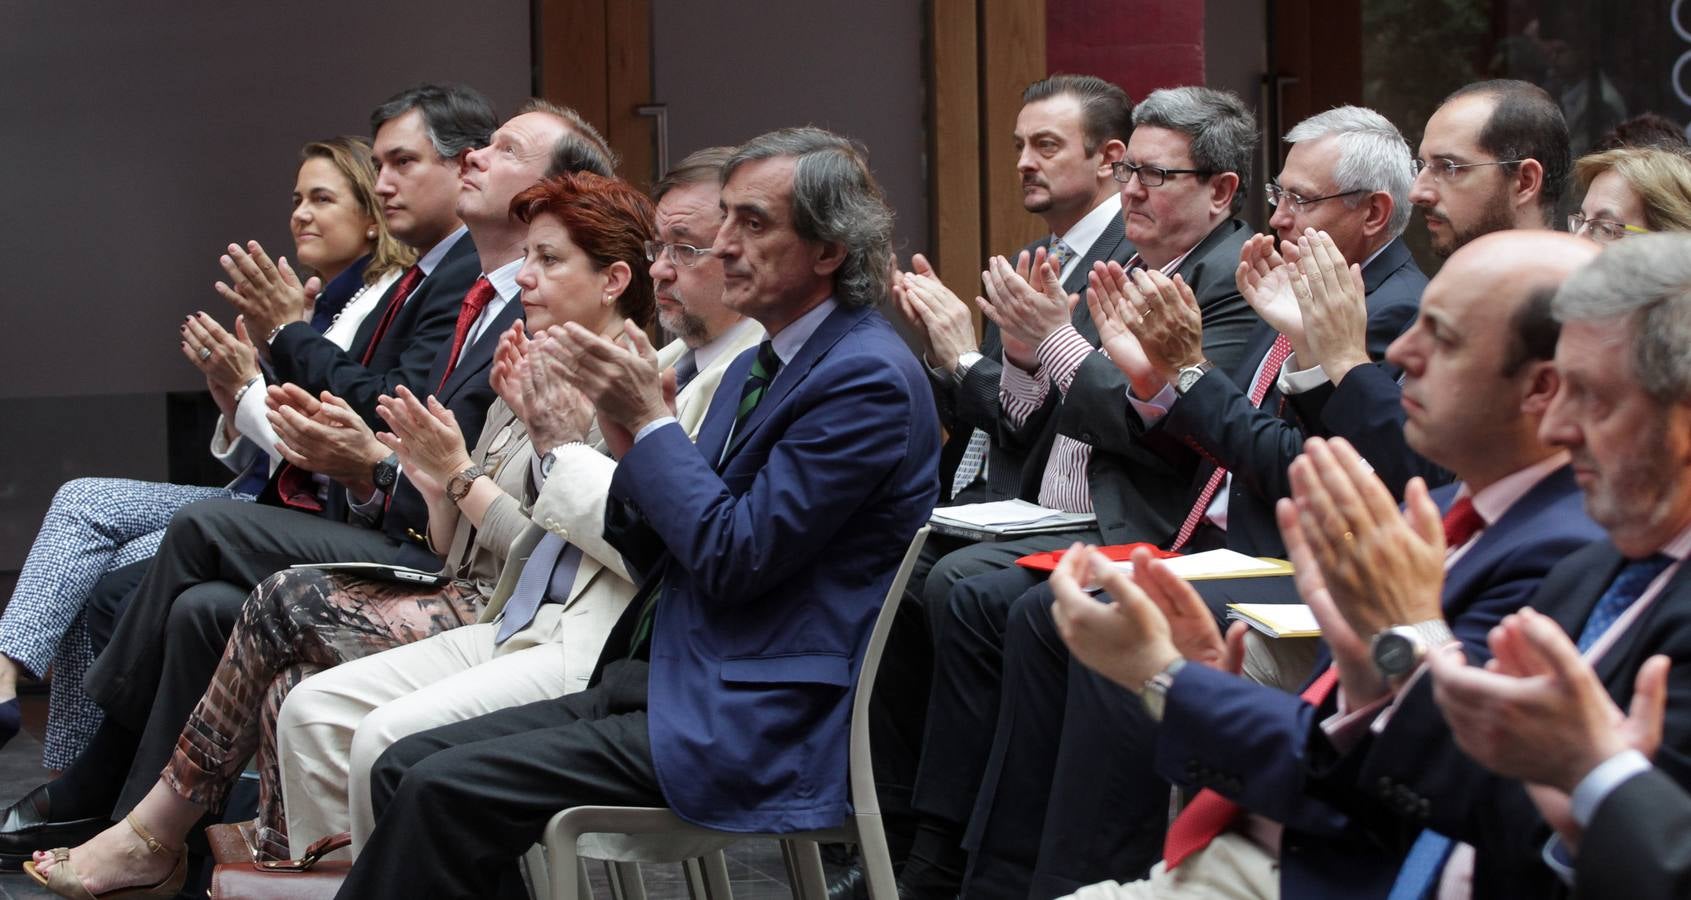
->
[495,533,583,643]
[1577,553,1673,652]
[1388,552,1676,899]
[673,350,699,394]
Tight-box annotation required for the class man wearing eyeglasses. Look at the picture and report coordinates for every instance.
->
[1410,79,1570,259]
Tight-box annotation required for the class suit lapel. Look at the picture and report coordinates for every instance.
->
[719,304,870,465]
[1362,237,1414,294]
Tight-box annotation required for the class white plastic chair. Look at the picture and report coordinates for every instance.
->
[532,526,931,900]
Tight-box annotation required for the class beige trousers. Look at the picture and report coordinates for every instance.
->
[275,605,583,856]
[1059,832,1279,900]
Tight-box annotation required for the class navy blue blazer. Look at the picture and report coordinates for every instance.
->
[1355,536,1691,897]
[602,303,940,833]
[1153,466,1603,898]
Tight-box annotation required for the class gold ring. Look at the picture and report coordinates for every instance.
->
[1342,530,1355,543]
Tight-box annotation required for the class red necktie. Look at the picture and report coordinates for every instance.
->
[438,277,495,391]
[1441,496,1485,550]
[1161,665,1340,868]
[1169,334,1294,551]
[358,265,424,365]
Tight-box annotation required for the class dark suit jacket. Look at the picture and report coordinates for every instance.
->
[382,291,525,569]
[269,231,479,429]
[1287,239,1452,497]
[1353,538,1691,897]
[1579,766,1691,900]
[1147,236,1427,556]
[1028,216,1257,545]
[1154,467,1604,899]
[602,303,940,833]
[936,208,1134,502]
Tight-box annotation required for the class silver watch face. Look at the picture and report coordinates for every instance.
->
[1372,631,1420,676]
[1176,367,1205,394]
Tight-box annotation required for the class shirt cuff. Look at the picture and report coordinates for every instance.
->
[1320,691,1392,753]
[1542,834,1577,886]
[1127,382,1177,424]
[1034,325,1095,394]
[1276,353,1330,396]
[1570,749,1652,828]
[347,484,386,523]
[635,416,679,444]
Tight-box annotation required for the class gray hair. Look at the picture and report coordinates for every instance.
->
[1284,105,1415,239]
[1553,233,1691,403]
[1132,86,1258,213]
[723,127,894,308]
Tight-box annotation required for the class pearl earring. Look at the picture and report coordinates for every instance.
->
[366,228,377,239]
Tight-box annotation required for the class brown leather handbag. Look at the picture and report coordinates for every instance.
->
[206,826,351,900]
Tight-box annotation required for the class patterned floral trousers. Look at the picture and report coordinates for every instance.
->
[157,567,480,860]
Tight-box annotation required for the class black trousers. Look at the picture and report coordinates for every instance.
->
[961,584,1167,900]
[339,659,663,900]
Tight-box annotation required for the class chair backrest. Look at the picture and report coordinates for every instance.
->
[846,525,930,817]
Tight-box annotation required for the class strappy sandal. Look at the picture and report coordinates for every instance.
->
[21,813,187,899]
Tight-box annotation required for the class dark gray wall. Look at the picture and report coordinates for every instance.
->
[0,1,531,571]
[651,0,930,262]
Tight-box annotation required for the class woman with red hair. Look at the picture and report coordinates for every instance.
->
[26,172,656,898]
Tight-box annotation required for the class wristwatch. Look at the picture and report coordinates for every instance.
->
[446,464,486,503]
[951,351,984,386]
[1174,360,1214,395]
[1141,657,1188,721]
[1370,620,1457,679]
[370,453,400,493]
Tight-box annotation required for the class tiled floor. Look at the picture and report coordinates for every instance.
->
[0,692,842,899]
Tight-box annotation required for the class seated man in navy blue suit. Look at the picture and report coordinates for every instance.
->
[1040,230,1604,899]
[330,127,941,899]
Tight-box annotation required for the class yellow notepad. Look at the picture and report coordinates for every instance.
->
[1227,602,1322,639]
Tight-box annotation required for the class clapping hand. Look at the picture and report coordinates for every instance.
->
[214,240,322,357]
[489,322,532,423]
[892,253,980,372]
[181,312,260,417]
[1290,229,1370,385]
[1236,234,1308,356]
[979,248,1073,371]
[522,329,600,455]
[265,384,387,491]
[1049,544,1184,692]
[1086,262,1162,398]
[375,385,473,504]
[1118,267,1206,385]
[552,320,675,459]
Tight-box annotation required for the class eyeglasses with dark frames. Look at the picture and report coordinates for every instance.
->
[1111,161,1215,187]
[642,240,715,268]
[1264,183,1367,210]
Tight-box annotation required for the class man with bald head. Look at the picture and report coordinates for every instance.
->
[1042,231,1606,898]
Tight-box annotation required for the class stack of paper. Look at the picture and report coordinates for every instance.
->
[929,499,1098,542]
[1227,603,1322,639]
[1109,548,1293,581]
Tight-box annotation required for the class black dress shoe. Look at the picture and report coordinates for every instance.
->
[0,785,110,870]
[827,863,955,900]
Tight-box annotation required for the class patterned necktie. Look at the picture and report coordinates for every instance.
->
[673,350,700,394]
[1162,666,1340,868]
[495,534,583,643]
[735,340,782,428]
[438,277,496,391]
[359,265,423,365]
[1169,334,1294,551]
[1578,553,1674,652]
[1047,235,1076,277]
[950,429,990,498]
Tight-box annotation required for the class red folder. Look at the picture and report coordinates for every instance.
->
[1015,542,1181,572]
